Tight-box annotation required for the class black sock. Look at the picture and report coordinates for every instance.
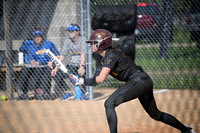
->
[105,108,118,133]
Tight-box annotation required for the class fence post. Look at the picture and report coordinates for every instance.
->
[4,0,14,98]
[86,0,93,100]
[159,0,173,58]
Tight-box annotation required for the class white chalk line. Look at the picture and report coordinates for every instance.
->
[153,89,197,103]
[178,99,197,103]
[153,89,169,94]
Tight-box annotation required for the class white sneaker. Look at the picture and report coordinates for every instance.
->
[60,95,75,100]
[190,129,196,133]
[67,95,75,100]
[85,92,89,97]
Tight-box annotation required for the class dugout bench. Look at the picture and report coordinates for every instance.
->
[0,64,64,99]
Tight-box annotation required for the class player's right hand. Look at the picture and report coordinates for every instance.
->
[69,74,84,86]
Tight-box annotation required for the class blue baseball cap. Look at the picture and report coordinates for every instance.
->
[33,30,43,37]
[66,24,80,31]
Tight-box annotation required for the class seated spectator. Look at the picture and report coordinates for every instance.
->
[51,24,87,99]
[18,30,61,100]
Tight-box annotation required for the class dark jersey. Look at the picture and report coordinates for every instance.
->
[102,49,143,81]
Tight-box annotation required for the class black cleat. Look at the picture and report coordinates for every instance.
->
[182,127,196,133]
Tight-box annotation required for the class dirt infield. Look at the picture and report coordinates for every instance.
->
[0,89,200,133]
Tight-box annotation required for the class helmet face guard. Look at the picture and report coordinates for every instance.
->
[86,36,110,49]
[86,29,112,50]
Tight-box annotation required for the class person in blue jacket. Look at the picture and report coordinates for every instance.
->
[18,30,61,100]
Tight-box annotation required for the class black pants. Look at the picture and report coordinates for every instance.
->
[104,73,188,133]
[18,66,52,94]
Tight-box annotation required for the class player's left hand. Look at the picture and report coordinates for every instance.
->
[77,78,84,86]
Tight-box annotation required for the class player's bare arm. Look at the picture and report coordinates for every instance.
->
[96,67,111,84]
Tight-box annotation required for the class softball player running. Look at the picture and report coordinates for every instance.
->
[69,29,195,133]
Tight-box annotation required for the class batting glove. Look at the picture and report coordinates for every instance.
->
[69,74,78,85]
[69,74,84,86]
[77,78,84,86]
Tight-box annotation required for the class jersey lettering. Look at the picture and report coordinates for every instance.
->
[35,48,46,55]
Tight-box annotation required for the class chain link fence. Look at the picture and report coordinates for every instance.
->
[0,0,91,100]
[0,0,199,133]
[0,0,199,100]
[91,0,200,90]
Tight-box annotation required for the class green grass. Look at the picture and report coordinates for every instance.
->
[135,46,200,71]
[136,46,200,89]
[151,73,200,89]
[94,26,199,89]
[97,46,200,89]
[173,27,191,44]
